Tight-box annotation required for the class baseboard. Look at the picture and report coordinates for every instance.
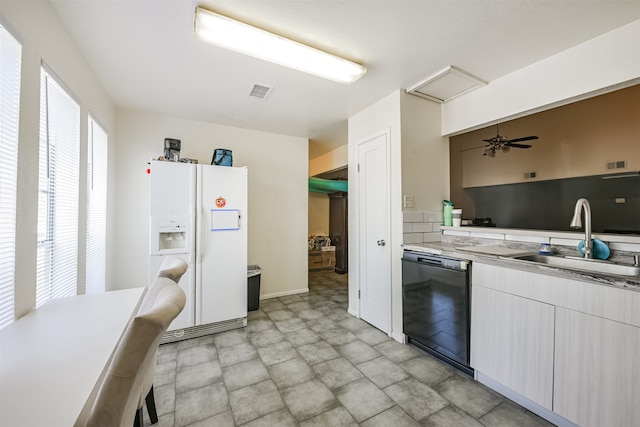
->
[260,287,309,300]
[391,331,406,344]
[475,372,578,427]
[347,307,359,317]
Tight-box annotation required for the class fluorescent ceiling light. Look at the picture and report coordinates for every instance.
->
[194,7,366,84]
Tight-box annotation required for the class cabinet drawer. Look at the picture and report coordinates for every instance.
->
[473,262,640,327]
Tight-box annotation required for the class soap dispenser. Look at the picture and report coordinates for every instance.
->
[539,243,552,255]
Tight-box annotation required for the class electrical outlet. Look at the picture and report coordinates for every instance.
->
[403,194,414,208]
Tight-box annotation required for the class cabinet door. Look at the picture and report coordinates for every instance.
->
[471,285,555,409]
[554,307,640,427]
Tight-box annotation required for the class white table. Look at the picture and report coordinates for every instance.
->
[0,288,146,427]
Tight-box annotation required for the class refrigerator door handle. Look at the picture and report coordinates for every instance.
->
[195,166,203,325]
[195,168,203,266]
[192,165,201,325]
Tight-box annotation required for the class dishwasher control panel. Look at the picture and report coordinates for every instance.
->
[403,250,470,271]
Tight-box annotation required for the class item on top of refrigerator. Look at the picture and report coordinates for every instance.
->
[164,138,181,161]
[211,148,233,166]
[179,158,198,164]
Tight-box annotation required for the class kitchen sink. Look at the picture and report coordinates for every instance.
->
[510,254,640,277]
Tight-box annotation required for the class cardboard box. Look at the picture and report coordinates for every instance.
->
[309,247,336,272]
[321,246,335,260]
[308,250,323,272]
[321,247,335,271]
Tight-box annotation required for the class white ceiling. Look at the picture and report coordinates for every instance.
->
[48,0,639,154]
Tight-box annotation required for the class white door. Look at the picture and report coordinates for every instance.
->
[358,131,390,333]
[196,165,248,325]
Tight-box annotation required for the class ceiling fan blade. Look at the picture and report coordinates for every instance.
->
[460,145,487,152]
[507,135,538,143]
[505,142,532,149]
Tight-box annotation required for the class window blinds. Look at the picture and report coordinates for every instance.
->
[86,116,107,294]
[36,67,80,307]
[0,24,21,329]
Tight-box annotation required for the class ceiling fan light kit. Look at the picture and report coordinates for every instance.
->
[481,124,538,157]
[194,7,366,84]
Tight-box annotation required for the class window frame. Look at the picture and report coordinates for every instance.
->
[36,64,81,307]
[0,21,23,329]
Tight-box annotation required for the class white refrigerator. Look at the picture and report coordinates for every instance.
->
[149,160,248,340]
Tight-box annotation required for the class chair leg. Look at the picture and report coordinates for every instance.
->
[145,385,159,424]
[134,407,143,427]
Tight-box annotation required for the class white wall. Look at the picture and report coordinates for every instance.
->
[348,91,449,341]
[2,1,115,319]
[113,111,309,299]
[400,92,449,213]
[348,90,404,340]
[442,19,640,136]
[400,92,450,246]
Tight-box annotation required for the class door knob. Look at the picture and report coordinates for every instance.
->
[377,240,386,246]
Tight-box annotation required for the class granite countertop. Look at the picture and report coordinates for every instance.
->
[403,242,640,291]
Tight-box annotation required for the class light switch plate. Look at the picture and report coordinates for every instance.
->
[403,194,414,208]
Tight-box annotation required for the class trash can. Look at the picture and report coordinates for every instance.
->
[247,265,261,311]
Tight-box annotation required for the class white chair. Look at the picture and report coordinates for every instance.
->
[86,281,186,427]
[136,256,189,425]
[155,255,189,283]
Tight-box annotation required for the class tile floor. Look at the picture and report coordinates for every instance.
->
[146,272,555,426]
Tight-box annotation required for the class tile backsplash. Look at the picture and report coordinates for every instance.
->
[403,211,442,244]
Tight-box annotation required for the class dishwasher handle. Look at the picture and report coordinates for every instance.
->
[416,256,444,267]
[403,251,470,271]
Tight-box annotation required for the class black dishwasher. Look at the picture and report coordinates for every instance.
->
[402,250,473,375]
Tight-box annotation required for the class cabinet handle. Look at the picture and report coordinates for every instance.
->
[377,240,386,246]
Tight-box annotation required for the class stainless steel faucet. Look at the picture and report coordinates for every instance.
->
[570,198,592,259]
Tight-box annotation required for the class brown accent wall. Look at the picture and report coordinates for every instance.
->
[450,85,640,220]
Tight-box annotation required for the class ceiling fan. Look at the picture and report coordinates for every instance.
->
[463,124,538,157]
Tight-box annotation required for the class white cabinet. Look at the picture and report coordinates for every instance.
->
[471,285,555,409]
[471,262,640,426]
[554,307,640,427]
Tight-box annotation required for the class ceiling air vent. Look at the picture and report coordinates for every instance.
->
[249,83,274,100]
[406,66,486,103]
